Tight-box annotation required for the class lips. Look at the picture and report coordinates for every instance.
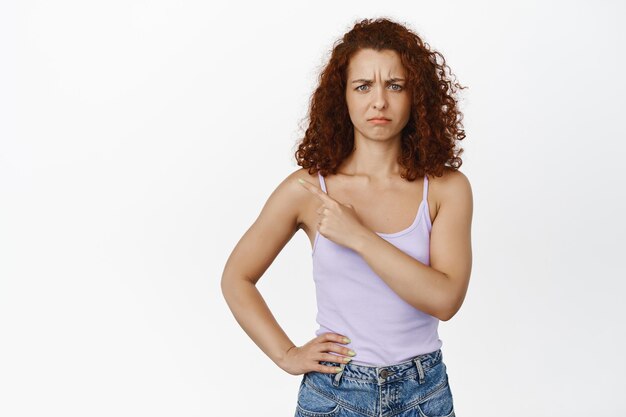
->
[368,117,391,125]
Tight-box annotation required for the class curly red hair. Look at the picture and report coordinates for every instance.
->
[294,17,467,180]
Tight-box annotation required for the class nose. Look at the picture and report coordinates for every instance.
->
[372,85,387,110]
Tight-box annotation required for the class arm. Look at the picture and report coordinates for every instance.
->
[351,170,473,321]
[220,170,307,368]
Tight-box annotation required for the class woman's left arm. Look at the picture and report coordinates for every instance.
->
[352,171,473,321]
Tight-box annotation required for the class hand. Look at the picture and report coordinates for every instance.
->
[279,333,356,376]
[297,178,369,250]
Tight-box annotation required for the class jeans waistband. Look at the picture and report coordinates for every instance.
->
[317,349,442,386]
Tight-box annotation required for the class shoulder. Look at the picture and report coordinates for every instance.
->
[267,167,320,220]
[430,167,472,192]
[277,167,320,193]
[429,167,473,213]
[266,167,315,201]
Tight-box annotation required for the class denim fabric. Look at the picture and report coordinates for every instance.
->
[294,349,455,417]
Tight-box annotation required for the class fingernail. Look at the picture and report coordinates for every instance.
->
[335,367,343,373]
[298,179,304,183]
[348,350,356,356]
[343,337,351,344]
[344,357,352,363]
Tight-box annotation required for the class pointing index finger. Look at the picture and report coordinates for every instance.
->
[297,178,335,205]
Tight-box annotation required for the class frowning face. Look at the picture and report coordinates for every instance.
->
[345,48,411,144]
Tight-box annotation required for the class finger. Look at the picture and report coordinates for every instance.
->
[315,363,343,374]
[321,353,352,364]
[297,178,336,205]
[323,342,356,358]
[319,332,350,345]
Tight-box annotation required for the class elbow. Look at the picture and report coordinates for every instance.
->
[220,276,231,303]
[439,308,456,322]
[438,299,461,322]
[220,275,243,310]
[221,272,254,299]
[220,273,240,299]
[220,273,231,293]
[437,274,465,322]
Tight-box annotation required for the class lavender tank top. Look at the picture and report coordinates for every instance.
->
[312,172,442,366]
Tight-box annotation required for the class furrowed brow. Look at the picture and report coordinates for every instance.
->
[350,77,406,84]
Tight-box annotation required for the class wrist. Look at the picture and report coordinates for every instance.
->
[351,227,377,254]
[277,344,296,368]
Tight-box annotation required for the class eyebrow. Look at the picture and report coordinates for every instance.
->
[350,78,406,84]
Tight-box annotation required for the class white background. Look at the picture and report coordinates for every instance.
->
[1,1,625,416]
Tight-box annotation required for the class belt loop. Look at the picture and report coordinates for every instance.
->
[332,362,346,387]
[413,357,425,385]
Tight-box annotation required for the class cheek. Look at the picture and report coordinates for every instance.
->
[347,101,367,119]
[345,97,358,117]
[401,98,412,118]
[404,104,412,119]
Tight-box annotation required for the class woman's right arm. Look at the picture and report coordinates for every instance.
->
[220,170,353,375]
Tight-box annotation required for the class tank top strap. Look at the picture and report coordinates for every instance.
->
[318,171,328,193]
[423,174,429,202]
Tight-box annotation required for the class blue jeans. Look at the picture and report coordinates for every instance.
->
[294,349,455,417]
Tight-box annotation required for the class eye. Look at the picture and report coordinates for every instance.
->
[354,84,403,92]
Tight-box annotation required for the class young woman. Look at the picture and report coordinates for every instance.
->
[221,17,472,417]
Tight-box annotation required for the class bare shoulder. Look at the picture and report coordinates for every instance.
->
[288,167,319,183]
[265,167,318,226]
[278,167,319,197]
[431,167,472,194]
[429,167,473,216]
[265,166,313,208]
[286,168,321,227]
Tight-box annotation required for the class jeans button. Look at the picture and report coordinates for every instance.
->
[380,369,389,378]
